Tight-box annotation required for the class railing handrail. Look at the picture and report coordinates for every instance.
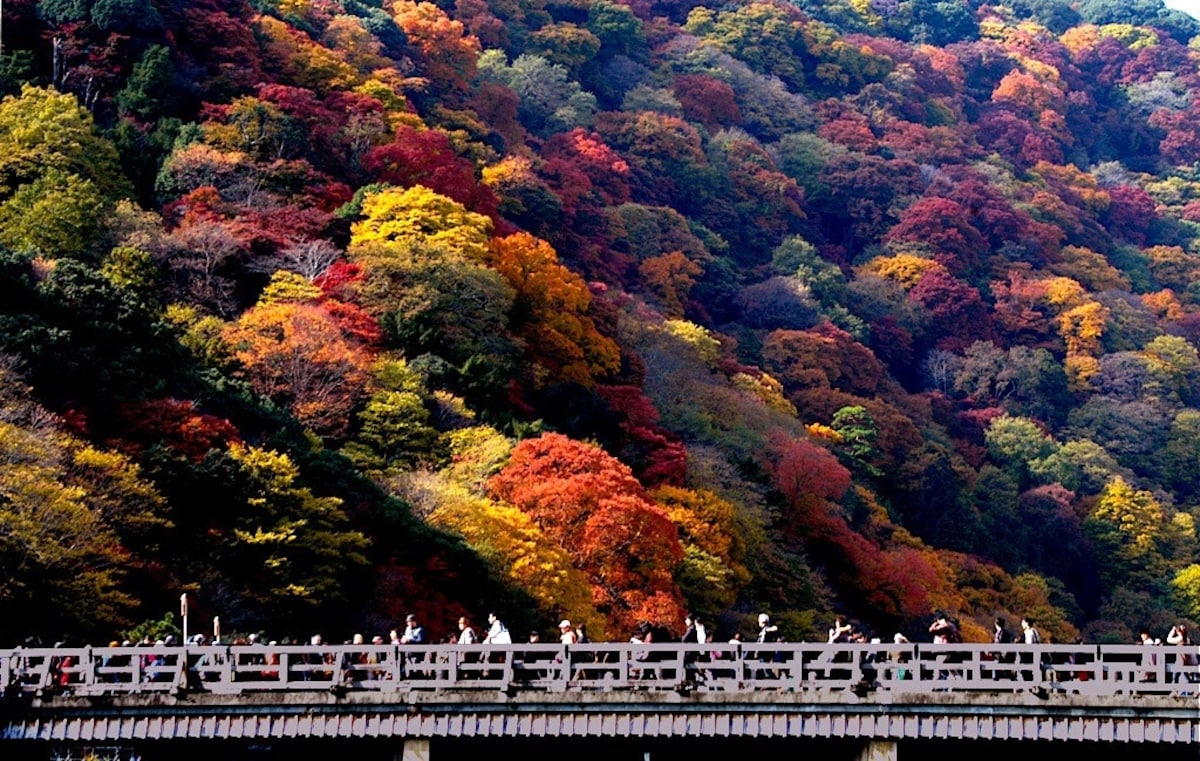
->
[2,642,1196,699]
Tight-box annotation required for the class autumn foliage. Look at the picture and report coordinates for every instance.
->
[487,433,685,630]
[5,0,1200,646]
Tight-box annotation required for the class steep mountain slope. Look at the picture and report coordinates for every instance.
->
[0,0,1198,645]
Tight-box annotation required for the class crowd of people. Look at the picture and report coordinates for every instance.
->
[35,609,1199,663]
[21,609,1196,694]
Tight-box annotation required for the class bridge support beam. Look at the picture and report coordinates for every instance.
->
[857,739,897,761]
[398,739,430,761]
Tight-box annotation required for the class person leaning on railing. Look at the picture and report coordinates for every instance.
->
[1165,624,1196,684]
[988,618,1016,680]
[1019,617,1042,682]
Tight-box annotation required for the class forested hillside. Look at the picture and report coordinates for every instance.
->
[2,0,1200,645]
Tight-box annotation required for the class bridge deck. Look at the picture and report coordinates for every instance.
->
[2,643,1197,744]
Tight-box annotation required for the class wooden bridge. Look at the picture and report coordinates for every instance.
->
[1,642,1197,760]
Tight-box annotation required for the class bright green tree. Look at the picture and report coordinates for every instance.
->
[0,86,129,257]
[101,245,161,309]
[0,84,128,201]
[984,414,1060,487]
[343,359,442,472]
[1172,564,1200,621]
[0,168,108,256]
[830,405,883,477]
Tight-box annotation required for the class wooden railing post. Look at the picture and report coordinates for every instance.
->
[83,646,95,689]
[222,647,234,687]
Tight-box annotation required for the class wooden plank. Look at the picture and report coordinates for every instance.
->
[1131,720,1145,743]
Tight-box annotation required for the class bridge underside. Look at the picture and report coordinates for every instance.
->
[4,733,1200,761]
[3,691,1196,745]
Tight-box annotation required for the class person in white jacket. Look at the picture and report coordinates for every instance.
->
[483,612,511,644]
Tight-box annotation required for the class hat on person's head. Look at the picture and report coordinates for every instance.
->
[406,613,417,622]
[559,619,572,629]
[758,613,770,625]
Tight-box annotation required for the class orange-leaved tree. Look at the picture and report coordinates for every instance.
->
[411,473,605,637]
[222,274,375,436]
[487,232,620,386]
[390,0,481,94]
[487,432,685,631]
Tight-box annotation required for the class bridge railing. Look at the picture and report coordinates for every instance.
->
[2,643,1196,698]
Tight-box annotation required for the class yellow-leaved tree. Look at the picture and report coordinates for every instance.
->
[350,185,493,261]
[0,85,130,257]
[1085,476,1194,591]
[347,186,519,408]
[652,485,750,613]
[224,443,369,611]
[422,478,604,637]
[393,425,604,634]
[0,364,167,640]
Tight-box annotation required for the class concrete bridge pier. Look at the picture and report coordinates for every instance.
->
[397,738,430,761]
[857,739,898,761]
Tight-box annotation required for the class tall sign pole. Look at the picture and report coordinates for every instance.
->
[180,593,189,645]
